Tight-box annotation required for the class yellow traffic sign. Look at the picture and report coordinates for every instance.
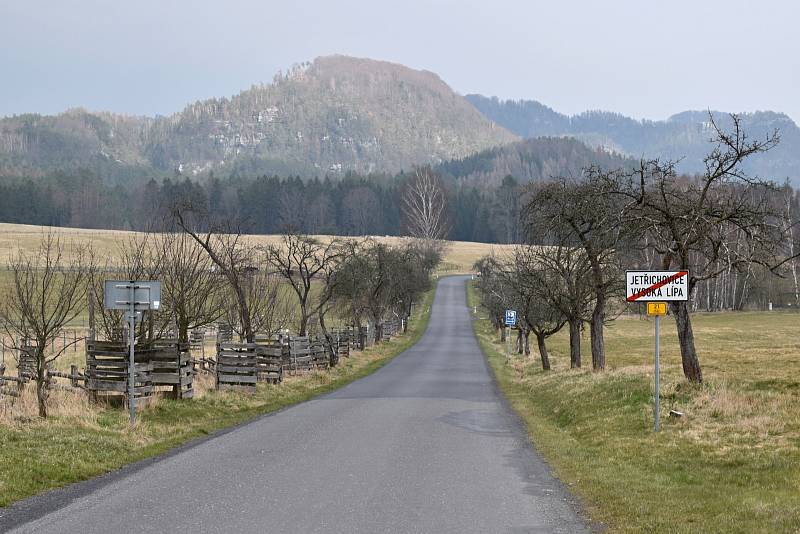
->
[647,302,667,316]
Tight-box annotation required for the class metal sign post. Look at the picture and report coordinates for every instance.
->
[504,310,517,360]
[127,284,136,425]
[627,272,689,433]
[103,280,161,425]
[647,302,667,432]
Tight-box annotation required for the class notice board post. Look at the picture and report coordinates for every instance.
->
[626,271,689,432]
[104,280,161,424]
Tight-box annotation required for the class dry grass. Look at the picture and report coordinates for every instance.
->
[0,222,512,273]
[468,282,800,533]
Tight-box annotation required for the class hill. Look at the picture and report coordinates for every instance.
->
[467,95,800,182]
[436,136,630,186]
[0,56,516,182]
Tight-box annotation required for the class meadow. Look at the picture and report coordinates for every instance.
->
[0,223,513,273]
[468,282,800,533]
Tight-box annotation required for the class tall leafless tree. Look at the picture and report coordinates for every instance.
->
[512,249,567,370]
[402,166,450,241]
[523,169,625,371]
[264,234,343,336]
[156,231,225,343]
[617,113,783,382]
[0,233,93,417]
[173,207,261,343]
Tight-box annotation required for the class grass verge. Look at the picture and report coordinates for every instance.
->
[0,287,434,508]
[467,282,800,534]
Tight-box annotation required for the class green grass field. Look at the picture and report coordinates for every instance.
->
[467,282,800,533]
[0,287,434,507]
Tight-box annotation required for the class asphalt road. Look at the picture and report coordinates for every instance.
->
[2,276,590,534]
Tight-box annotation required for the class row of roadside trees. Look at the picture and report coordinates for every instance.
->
[0,222,440,417]
[475,114,798,383]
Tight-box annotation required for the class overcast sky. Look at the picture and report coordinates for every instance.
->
[2,0,799,122]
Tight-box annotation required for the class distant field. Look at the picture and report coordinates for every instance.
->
[0,223,512,273]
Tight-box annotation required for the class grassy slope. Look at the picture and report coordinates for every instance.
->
[0,287,434,507]
[467,282,800,534]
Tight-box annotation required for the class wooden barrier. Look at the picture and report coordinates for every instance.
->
[309,338,331,370]
[286,337,312,373]
[140,340,193,399]
[47,365,86,389]
[287,336,330,373]
[85,341,153,405]
[217,324,233,345]
[17,344,37,380]
[216,343,258,390]
[190,329,205,358]
[382,318,401,341]
[253,336,285,383]
[330,329,351,358]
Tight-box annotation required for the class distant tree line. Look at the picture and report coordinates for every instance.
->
[0,167,536,244]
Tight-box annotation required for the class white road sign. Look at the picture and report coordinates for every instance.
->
[625,271,689,302]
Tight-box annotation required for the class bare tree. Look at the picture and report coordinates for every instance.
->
[156,231,225,343]
[525,244,594,368]
[523,169,625,371]
[219,257,292,341]
[473,255,513,341]
[264,233,343,336]
[0,233,93,417]
[512,249,567,370]
[174,207,261,343]
[402,166,450,241]
[618,113,782,382]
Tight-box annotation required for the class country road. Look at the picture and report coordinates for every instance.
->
[2,276,590,534]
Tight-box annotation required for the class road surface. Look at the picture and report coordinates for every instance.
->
[2,276,590,534]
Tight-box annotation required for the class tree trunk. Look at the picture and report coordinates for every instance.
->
[374,323,383,344]
[590,297,605,371]
[36,348,47,418]
[318,312,337,367]
[235,285,253,343]
[568,319,581,368]
[523,330,530,356]
[499,323,506,342]
[516,329,523,354]
[298,312,309,337]
[671,301,703,383]
[535,332,551,371]
[178,319,189,345]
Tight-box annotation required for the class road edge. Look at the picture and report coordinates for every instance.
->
[0,283,438,530]
[464,278,604,533]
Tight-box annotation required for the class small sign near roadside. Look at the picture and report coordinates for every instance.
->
[504,310,517,326]
[626,271,689,302]
[625,270,689,433]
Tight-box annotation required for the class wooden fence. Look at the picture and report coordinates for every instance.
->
[215,343,259,390]
[85,340,153,405]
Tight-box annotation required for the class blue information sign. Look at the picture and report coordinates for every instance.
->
[504,310,517,326]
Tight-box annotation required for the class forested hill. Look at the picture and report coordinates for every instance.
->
[436,137,630,186]
[466,95,800,183]
[0,56,516,182]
